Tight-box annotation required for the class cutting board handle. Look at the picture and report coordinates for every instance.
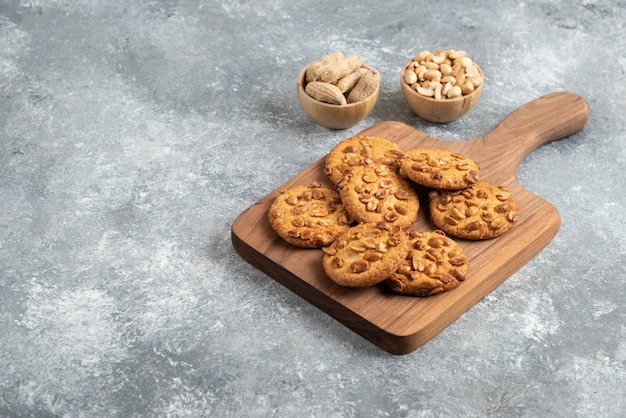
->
[477,92,589,180]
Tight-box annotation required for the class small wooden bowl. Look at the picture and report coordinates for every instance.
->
[296,63,379,130]
[400,59,483,123]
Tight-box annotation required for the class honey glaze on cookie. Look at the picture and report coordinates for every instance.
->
[336,163,419,229]
[429,182,520,240]
[385,229,469,296]
[268,182,353,248]
[322,222,409,287]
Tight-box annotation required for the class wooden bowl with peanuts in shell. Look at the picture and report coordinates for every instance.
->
[400,49,484,123]
[297,52,380,130]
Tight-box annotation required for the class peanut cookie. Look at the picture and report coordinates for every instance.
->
[322,222,409,287]
[385,229,469,296]
[336,163,419,229]
[398,148,480,190]
[324,135,404,185]
[268,182,352,248]
[429,182,519,240]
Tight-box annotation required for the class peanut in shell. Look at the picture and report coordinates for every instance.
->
[305,81,347,105]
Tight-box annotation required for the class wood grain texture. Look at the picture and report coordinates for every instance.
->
[231,92,589,354]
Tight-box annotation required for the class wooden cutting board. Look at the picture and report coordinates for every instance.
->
[231,92,589,355]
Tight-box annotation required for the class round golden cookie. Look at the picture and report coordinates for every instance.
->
[429,182,520,240]
[336,163,419,229]
[384,229,469,296]
[322,222,409,287]
[324,135,404,185]
[398,148,480,190]
[268,182,352,248]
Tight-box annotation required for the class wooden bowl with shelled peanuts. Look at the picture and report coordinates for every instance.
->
[401,49,484,123]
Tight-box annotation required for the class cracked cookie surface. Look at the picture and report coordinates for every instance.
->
[385,229,469,296]
[268,182,352,248]
[336,163,419,229]
[429,182,519,240]
[325,135,404,185]
[398,148,480,190]
[322,222,409,287]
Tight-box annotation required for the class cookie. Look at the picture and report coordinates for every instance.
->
[429,182,520,240]
[385,229,469,296]
[336,163,419,229]
[324,135,404,185]
[322,222,409,287]
[398,148,480,190]
[268,182,352,248]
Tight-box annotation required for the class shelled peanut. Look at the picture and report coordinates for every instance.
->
[403,50,483,100]
[304,52,379,105]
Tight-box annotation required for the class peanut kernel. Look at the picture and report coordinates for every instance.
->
[350,260,369,273]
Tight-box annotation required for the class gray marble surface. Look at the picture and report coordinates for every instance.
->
[1,1,625,417]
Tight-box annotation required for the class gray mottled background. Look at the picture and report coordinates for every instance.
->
[1,0,625,417]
